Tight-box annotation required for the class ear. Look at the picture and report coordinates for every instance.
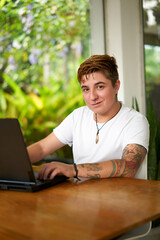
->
[115,80,120,93]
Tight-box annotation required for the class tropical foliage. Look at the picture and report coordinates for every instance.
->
[132,97,160,181]
[144,45,160,96]
[0,0,90,158]
[0,0,90,89]
[147,99,160,180]
[144,44,160,180]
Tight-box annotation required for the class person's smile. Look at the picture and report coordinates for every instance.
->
[80,71,120,120]
[91,100,103,107]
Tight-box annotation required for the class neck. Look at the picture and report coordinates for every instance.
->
[94,101,121,123]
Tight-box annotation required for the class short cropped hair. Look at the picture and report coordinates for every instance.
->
[77,54,119,87]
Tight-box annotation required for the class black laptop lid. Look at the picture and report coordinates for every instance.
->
[0,118,36,183]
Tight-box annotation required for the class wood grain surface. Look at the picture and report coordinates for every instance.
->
[0,177,160,240]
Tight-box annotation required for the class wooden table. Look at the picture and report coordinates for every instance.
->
[0,177,160,240]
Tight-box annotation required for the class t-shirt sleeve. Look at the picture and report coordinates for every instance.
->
[53,112,73,147]
[122,114,149,151]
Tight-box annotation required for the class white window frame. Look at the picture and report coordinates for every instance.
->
[90,0,146,114]
[90,0,106,55]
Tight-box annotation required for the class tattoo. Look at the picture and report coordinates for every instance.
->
[79,163,102,178]
[110,160,124,177]
[86,163,101,172]
[78,144,146,179]
[121,144,147,177]
[110,161,117,177]
[87,174,101,179]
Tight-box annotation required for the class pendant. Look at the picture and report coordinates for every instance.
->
[96,133,99,144]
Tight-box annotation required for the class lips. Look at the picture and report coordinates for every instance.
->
[91,101,102,106]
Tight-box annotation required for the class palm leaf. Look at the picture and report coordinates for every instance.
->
[132,97,140,112]
[147,99,157,180]
[156,118,160,180]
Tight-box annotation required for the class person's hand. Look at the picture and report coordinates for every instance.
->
[37,162,75,180]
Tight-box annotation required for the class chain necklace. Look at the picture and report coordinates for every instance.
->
[95,113,108,144]
[95,102,122,144]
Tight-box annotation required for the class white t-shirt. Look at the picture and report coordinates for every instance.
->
[53,104,149,179]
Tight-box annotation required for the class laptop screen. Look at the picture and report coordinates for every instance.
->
[0,118,36,183]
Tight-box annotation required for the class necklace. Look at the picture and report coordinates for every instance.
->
[95,102,122,144]
[95,113,108,144]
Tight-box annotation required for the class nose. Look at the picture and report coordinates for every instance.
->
[90,89,98,101]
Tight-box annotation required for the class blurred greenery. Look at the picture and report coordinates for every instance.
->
[0,0,90,158]
[147,99,160,180]
[1,73,84,158]
[0,0,90,89]
[144,45,160,180]
[144,45,160,97]
[132,97,160,180]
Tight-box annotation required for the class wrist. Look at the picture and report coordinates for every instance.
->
[73,163,80,181]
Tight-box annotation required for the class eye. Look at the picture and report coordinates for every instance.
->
[82,87,89,92]
[97,85,104,89]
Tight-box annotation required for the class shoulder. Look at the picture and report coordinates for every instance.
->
[72,106,91,114]
[58,106,92,126]
[119,105,149,151]
[120,104,148,125]
[71,106,92,118]
[67,106,94,129]
[116,104,149,135]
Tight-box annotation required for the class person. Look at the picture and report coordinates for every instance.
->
[27,54,149,181]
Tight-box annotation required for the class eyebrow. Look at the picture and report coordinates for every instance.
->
[95,81,106,85]
[81,81,106,88]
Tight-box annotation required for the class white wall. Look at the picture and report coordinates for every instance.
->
[104,0,146,114]
[90,0,106,55]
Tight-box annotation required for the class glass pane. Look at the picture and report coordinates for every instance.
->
[143,0,160,118]
[0,0,90,150]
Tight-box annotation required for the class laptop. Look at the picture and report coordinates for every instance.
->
[0,118,68,192]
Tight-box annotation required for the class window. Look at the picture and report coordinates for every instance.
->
[143,0,160,118]
[0,0,90,155]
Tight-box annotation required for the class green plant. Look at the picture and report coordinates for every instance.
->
[132,97,140,112]
[0,0,90,160]
[147,99,158,180]
[0,73,84,158]
[0,0,90,89]
[156,119,160,180]
[132,97,160,180]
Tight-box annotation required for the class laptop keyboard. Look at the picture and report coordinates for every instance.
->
[34,172,51,184]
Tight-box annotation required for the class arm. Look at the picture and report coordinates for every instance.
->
[77,144,147,178]
[38,143,147,180]
[27,132,65,164]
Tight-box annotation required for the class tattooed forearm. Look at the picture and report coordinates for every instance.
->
[121,144,147,177]
[87,174,101,179]
[86,163,102,172]
[110,161,117,177]
[110,160,125,177]
[76,144,147,179]
[78,163,102,178]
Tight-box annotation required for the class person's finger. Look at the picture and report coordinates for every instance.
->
[37,164,50,179]
[50,168,61,179]
[43,164,55,179]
